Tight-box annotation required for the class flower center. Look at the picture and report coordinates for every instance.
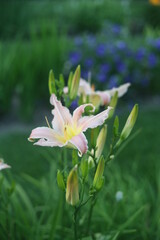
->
[63,124,81,142]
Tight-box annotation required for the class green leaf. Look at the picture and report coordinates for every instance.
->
[48,69,56,95]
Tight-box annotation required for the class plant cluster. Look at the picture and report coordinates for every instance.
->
[65,23,160,95]
[27,65,138,239]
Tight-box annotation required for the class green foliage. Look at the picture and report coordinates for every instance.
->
[0,24,69,119]
[1,108,159,239]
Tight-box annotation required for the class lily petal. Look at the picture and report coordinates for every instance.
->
[73,103,95,123]
[69,132,88,156]
[79,107,112,132]
[96,91,111,105]
[50,94,72,133]
[0,160,11,171]
[107,83,131,98]
[78,78,92,95]
[34,139,66,147]
[29,127,64,146]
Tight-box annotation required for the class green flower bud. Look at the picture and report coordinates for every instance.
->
[57,170,65,191]
[93,156,105,191]
[95,125,107,160]
[59,74,65,88]
[66,166,79,206]
[121,104,138,139]
[116,104,138,148]
[108,91,118,119]
[113,116,119,138]
[48,70,57,95]
[72,150,78,166]
[69,65,81,100]
[80,155,88,180]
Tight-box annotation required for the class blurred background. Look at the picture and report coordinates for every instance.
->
[0,0,160,239]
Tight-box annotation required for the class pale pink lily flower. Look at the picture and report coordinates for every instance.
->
[0,159,11,171]
[28,94,112,156]
[64,78,131,106]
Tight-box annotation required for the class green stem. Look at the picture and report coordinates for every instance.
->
[73,207,78,240]
[86,196,96,235]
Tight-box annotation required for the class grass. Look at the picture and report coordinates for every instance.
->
[0,106,160,239]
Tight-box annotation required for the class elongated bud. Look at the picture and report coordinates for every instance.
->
[113,116,119,138]
[66,166,79,206]
[108,91,118,119]
[48,70,57,95]
[93,156,105,191]
[59,74,65,88]
[121,104,138,140]
[68,71,73,90]
[95,125,107,160]
[80,155,88,180]
[57,170,65,191]
[116,104,138,148]
[69,65,81,100]
[91,128,99,148]
[72,150,78,166]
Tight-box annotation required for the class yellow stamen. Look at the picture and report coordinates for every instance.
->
[63,124,81,142]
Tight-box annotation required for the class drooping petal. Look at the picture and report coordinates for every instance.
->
[95,91,111,105]
[28,127,65,146]
[34,139,66,147]
[0,160,11,171]
[73,103,95,123]
[50,94,72,134]
[107,83,131,98]
[69,132,88,156]
[78,107,112,132]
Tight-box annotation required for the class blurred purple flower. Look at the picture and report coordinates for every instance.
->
[116,61,127,73]
[84,58,94,69]
[135,48,146,61]
[69,52,81,65]
[154,38,160,50]
[100,63,110,73]
[70,99,78,110]
[81,70,88,79]
[108,75,119,88]
[111,24,122,35]
[96,44,106,57]
[116,41,126,50]
[148,54,157,68]
[96,72,107,83]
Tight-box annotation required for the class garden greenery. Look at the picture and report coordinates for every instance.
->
[27,65,138,239]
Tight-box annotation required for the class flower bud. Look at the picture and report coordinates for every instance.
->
[95,125,107,160]
[48,70,57,95]
[93,156,105,191]
[69,65,81,100]
[121,104,138,140]
[57,170,65,191]
[80,155,88,180]
[115,104,138,148]
[108,91,118,119]
[113,116,119,138]
[66,166,79,206]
